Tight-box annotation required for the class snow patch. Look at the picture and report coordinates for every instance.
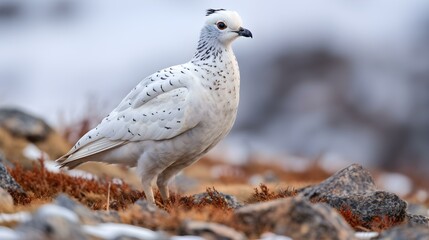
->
[377,173,413,197]
[0,212,31,224]
[355,232,379,239]
[22,144,48,161]
[83,223,162,239]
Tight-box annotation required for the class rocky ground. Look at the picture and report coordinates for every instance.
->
[0,108,428,240]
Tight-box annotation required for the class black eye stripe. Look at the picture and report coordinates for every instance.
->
[216,22,227,30]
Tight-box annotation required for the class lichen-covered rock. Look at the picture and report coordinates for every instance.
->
[321,191,407,231]
[235,197,356,240]
[300,164,376,198]
[377,224,429,240]
[406,214,429,227]
[180,221,247,240]
[0,162,25,194]
[299,164,407,231]
[193,191,243,209]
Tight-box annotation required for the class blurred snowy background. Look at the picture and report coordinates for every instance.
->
[1,0,429,177]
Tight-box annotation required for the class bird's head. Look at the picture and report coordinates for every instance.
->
[202,9,252,46]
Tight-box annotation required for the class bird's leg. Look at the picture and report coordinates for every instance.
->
[138,155,163,206]
[157,160,196,203]
[141,169,157,205]
[142,182,156,205]
[156,173,171,202]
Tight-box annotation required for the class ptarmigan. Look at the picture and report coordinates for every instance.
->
[57,9,252,205]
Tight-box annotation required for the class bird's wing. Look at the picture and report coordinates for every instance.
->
[98,64,201,141]
[57,64,201,166]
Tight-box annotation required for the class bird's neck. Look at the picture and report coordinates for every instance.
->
[191,37,232,63]
[190,37,239,81]
[189,37,240,108]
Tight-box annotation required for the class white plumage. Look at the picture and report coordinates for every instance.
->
[57,9,252,205]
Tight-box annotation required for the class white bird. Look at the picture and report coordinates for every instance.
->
[57,9,252,205]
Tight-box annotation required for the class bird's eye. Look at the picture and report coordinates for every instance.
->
[216,21,227,30]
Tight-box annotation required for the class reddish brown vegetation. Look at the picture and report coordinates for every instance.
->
[9,161,143,210]
[338,206,368,231]
[369,215,402,232]
[339,205,402,232]
[5,162,293,235]
[246,184,297,203]
[5,160,407,235]
[313,201,404,232]
[8,160,295,211]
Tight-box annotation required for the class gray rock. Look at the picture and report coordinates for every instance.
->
[180,221,247,240]
[406,214,429,227]
[16,204,87,240]
[0,108,52,141]
[193,191,243,209]
[235,197,356,240]
[300,164,376,198]
[54,194,121,224]
[299,164,407,231]
[320,191,407,231]
[377,224,429,240]
[0,162,25,194]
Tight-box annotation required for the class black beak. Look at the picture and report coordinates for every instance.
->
[236,27,253,38]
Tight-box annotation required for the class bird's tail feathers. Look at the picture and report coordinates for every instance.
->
[56,138,126,169]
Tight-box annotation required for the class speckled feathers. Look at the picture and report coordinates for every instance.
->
[57,9,252,205]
